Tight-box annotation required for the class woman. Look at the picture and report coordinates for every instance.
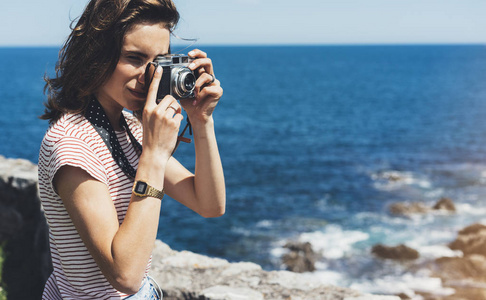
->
[38,0,225,299]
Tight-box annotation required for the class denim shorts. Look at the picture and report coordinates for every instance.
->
[125,276,162,299]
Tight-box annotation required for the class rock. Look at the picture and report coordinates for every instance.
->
[200,285,264,300]
[282,241,316,273]
[371,244,419,261]
[428,223,486,299]
[389,202,429,216]
[446,288,486,300]
[449,223,486,256]
[0,155,51,300]
[0,155,38,189]
[457,223,486,236]
[434,255,486,283]
[374,171,404,182]
[389,198,456,217]
[396,293,412,299]
[432,198,456,212]
[345,297,401,300]
[150,239,372,300]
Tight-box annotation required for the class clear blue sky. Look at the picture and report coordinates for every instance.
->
[1,0,485,46]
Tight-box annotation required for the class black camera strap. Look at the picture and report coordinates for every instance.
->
[85,97,142,179]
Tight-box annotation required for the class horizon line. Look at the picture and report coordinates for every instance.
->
[0,42,485,49]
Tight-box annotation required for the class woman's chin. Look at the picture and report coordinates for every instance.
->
[126,100,146,112]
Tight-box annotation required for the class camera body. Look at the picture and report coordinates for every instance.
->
[145,54,197,100]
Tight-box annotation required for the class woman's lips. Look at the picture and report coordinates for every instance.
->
[129,89,146,99]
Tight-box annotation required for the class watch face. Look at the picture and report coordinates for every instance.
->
[134,181,148,194]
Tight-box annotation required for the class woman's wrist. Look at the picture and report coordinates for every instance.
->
[190,116,215,138]
[137,152,167,188]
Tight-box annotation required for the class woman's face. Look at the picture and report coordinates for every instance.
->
[96,22,170,113]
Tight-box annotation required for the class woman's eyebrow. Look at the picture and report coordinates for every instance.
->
[123,50,148,58]
[123,50,169,57]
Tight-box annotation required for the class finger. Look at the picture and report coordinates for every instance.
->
[145,64,163,110]
[188,57,213,76]
[165,101,182,116]
[188,49,207,59]
[192,82,222,106]
[197,83,222,100]
[195,73,217,94]
[173,112,184,124]
[155,95,177,113]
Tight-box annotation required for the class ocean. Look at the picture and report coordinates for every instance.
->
[2,45,486,297]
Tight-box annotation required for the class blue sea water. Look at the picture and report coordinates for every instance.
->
[2,45,486,297]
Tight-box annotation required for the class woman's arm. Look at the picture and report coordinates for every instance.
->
[164,49,226,218]
[55,161,163,294]
[164,119,226,218]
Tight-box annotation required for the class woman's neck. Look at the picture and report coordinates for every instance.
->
[94,95,124,131]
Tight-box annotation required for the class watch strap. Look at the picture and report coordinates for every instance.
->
[146,185,165,199]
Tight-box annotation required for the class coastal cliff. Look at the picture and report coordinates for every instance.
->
[0,156,51,299]
[0,155,397,299]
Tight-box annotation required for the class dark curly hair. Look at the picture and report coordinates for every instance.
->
[41,0,179,124]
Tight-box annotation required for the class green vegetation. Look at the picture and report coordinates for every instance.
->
[0,242,7,300]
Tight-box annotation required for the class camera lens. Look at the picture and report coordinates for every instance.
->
[183,73,196,91]
[172,67,196,98]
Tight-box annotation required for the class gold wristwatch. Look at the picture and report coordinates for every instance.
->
[132,180,165,199]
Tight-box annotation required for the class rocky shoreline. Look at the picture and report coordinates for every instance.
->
[1,155,485,299]
[150,240,398,300]
[0,155,398,299]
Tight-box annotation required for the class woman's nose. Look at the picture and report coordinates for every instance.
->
[137,67,146,86]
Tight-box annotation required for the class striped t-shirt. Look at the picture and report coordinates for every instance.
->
[38,111,150,299]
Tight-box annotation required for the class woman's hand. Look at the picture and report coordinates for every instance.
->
[180,49,223,125]
[142,65,184,161]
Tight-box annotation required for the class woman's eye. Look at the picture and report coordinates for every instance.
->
[128,56,140,60]
[127,56,143,65]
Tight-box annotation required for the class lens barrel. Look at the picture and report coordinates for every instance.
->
[172,67,196,98]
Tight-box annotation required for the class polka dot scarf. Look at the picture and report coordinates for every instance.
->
[85,98,142,179]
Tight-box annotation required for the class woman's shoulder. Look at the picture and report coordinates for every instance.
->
[39,112,110,186]
[42,112,100,147]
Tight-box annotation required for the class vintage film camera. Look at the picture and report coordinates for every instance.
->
[145,54,197,100]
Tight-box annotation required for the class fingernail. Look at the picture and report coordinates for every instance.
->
[189,63,196,69]
[188,51,195,56]
[156,65,162,73]
[192,100,197,106]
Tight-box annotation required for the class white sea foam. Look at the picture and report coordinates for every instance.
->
[270,245,288,258]
[371,170,432,191]
[415,245,462,259]
[350,274,455,299]
[255,220,273,228]
[298,225,369,259]
[456,203,486,216]
[311,269,345,286]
